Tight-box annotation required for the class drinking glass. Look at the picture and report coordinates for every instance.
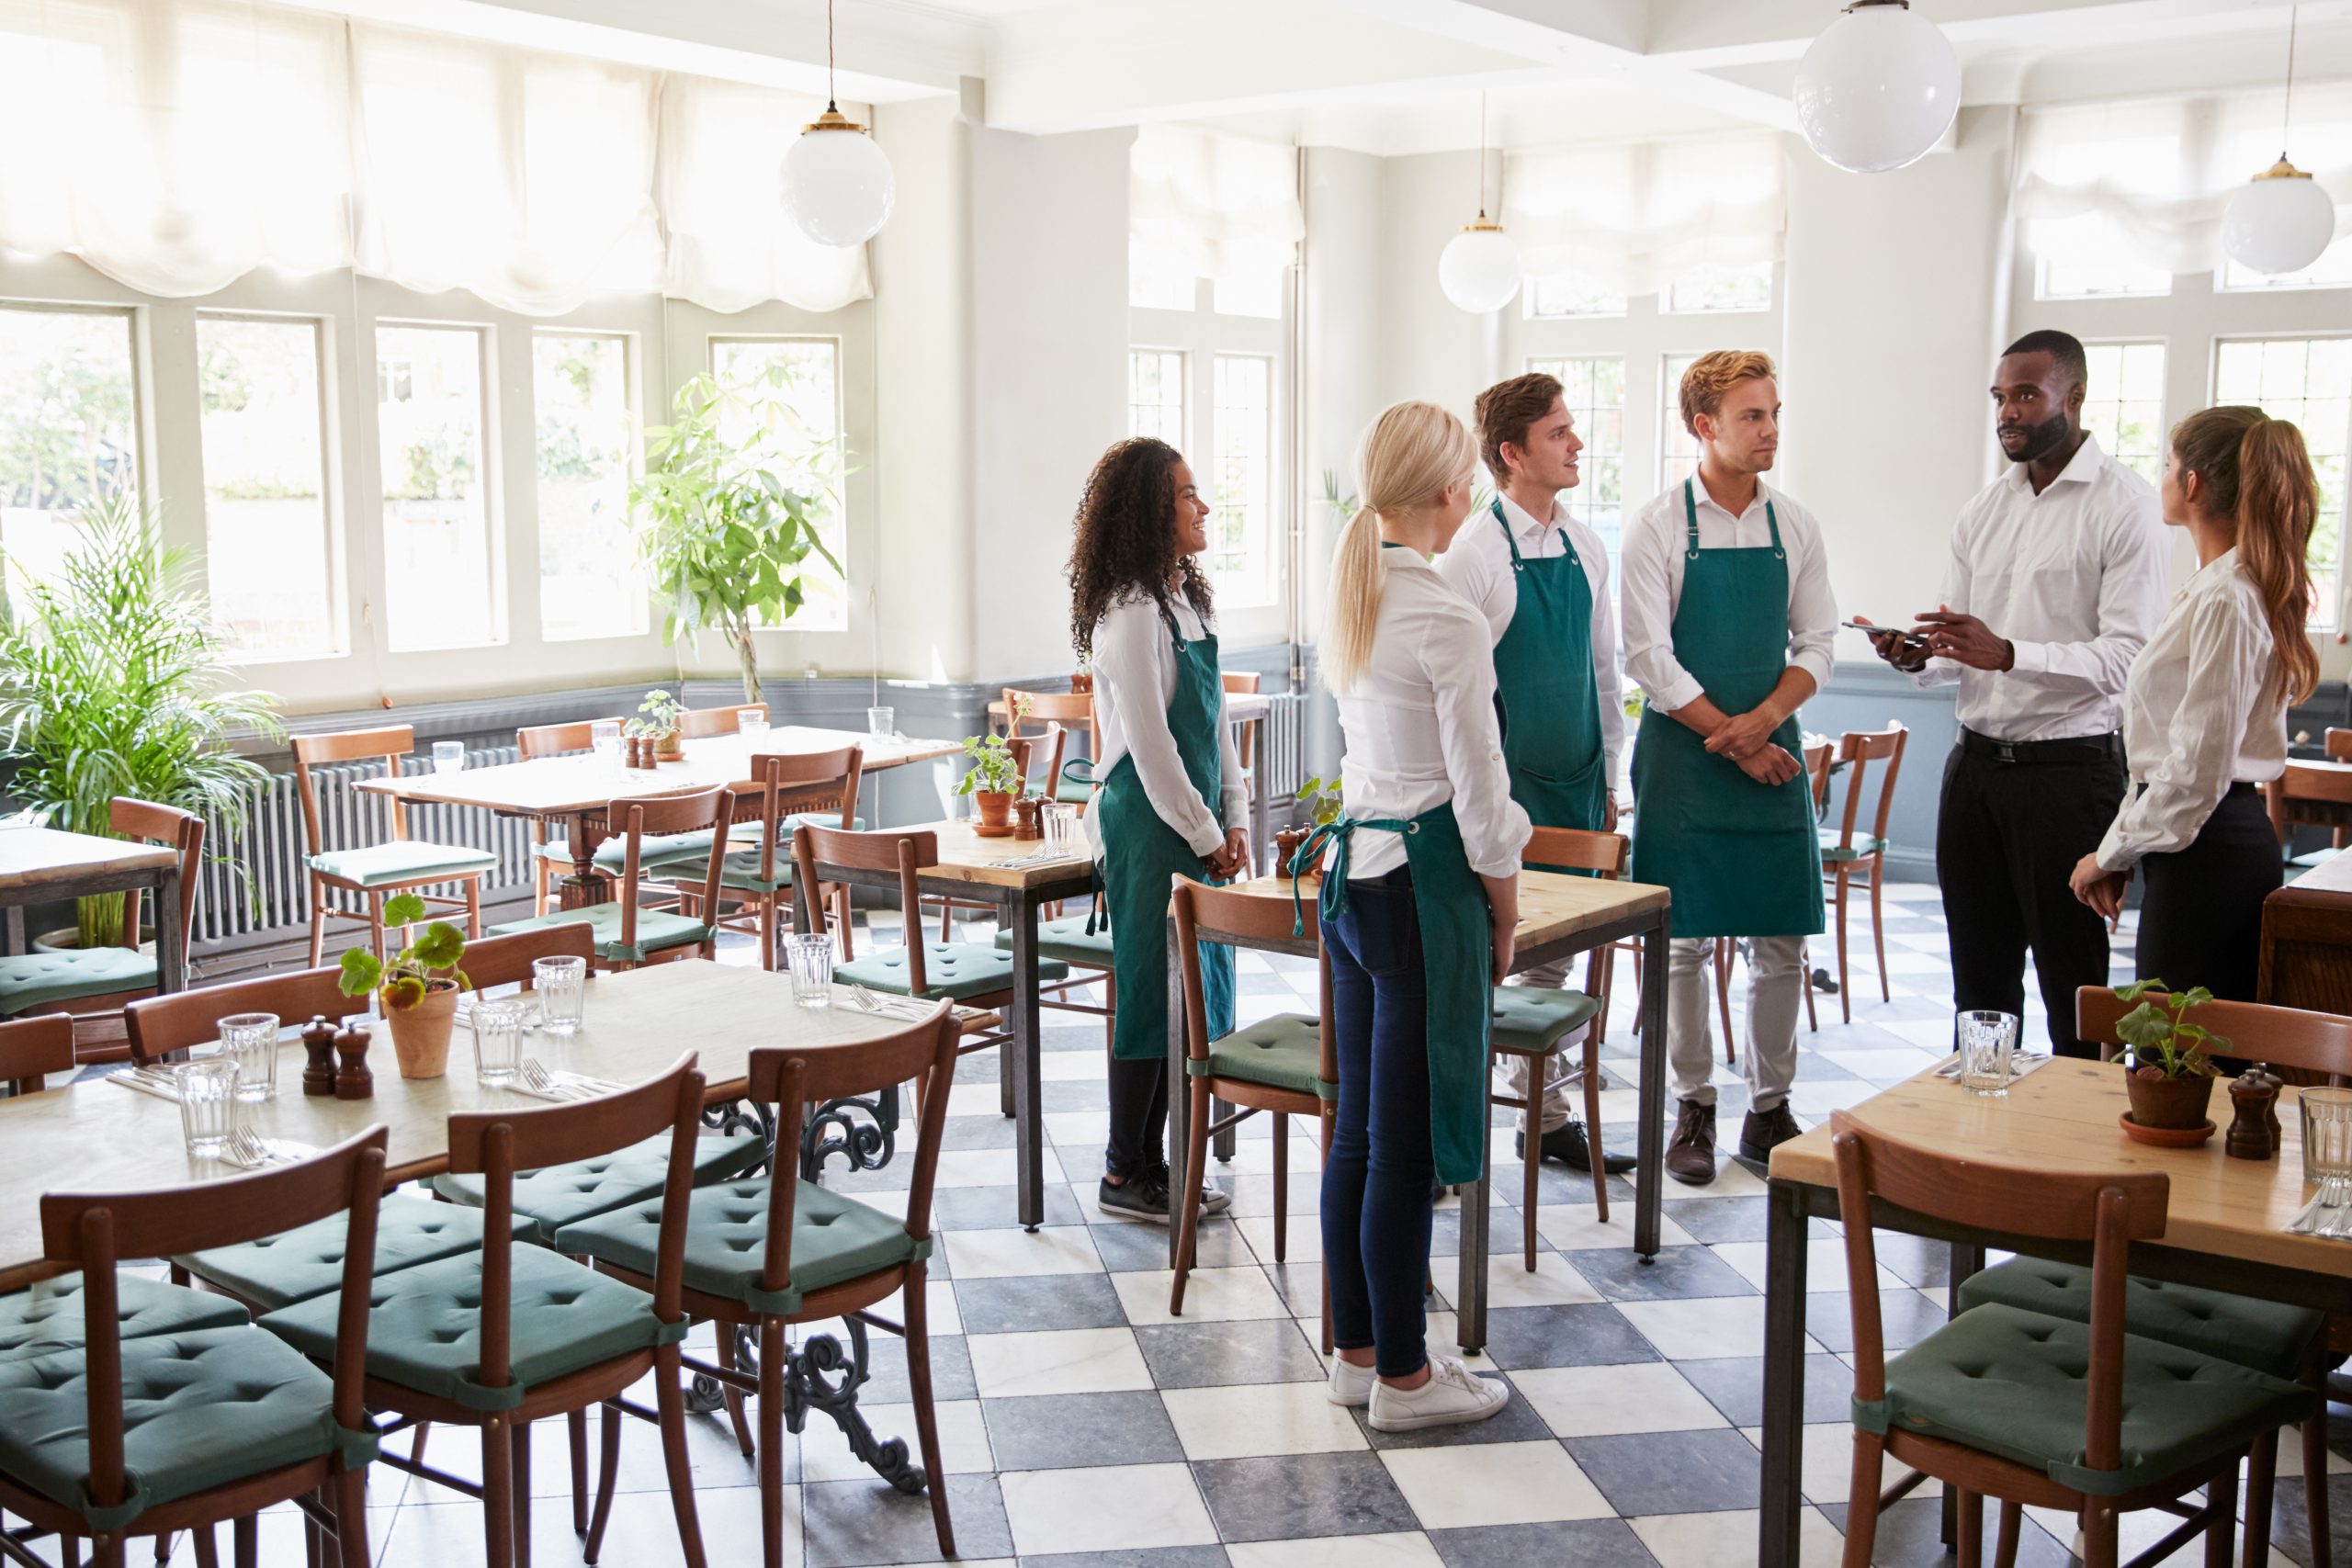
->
[534,956,587,1036]
[788,933,835,1009]
[433,740,466,774]
[2292,1088,2352,1235]
[219,1011,280,1101]
[175,1060,239,1158]
[1043,803,1080,857]
[472,998,524,1087]
[867,706,895,739]
[591,720,622,771]
[739,712,770,743]
[1955,1010,2018,1097]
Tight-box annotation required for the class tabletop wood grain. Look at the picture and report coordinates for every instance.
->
[875,818,1094,892]
[0,828,178,896]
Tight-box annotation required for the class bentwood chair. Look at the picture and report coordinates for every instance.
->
[557,1007,965,1565]
[292,727,498,966]
[1169,878,1333,1346]
[491,789,731,970]
[0,1013,74,1096]
[463,922,598,993]
[654,748,864,969]
[677,703,765,740]
[258,1059,715,1568]
[1817,724,1906,1021]
[1714,739,1839,1054]
[516,717,628,916]
[1001,688,1096,805]
[1831,1111,2309,1568]
[0,800,204,1044]
[0,1130,387,1568]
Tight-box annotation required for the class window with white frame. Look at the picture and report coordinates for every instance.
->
[1524,273,1628,321]
[1128,349,1185,442]
[2080,342,2168,486]
[2215,337,2352,631]
[376,323,496,651]
[1211,354,1275,606]
[0,304,137,600]
[2219,238,2352,294]
[1665,260,1773,315]
[535,332,641,642]
[198,314,336,660]
[1660,352,1701,493]
[1526,355,1628,555]
[709,336,846,631]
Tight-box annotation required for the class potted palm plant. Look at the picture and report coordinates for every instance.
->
[0,491,280,951]
[639,689,686,761]
[956,732,1024,835]
[337,892,470,1079]
[2113,979,2225,1134]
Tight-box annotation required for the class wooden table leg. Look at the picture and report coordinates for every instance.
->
[557,810,616,909]
[1249,715,1271,877]
[1457,1057,1494,1356]
[1758,1177,1812,1568]
[154,868,186,995]
[1168,912,1190,1269]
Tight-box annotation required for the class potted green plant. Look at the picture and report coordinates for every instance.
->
[633,367,844,705]
[0,491,281,951]
[2113,979,2226,1131]
[337,892,470,1079]
[1275,775,1345,879]
[639,689,686,762]
[956,733,1024,835]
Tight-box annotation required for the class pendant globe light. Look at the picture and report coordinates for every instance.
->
[1793,0,1962,175]
[1438,95,1521,314]
[781,0,896,248]
[2223,6,2338,276]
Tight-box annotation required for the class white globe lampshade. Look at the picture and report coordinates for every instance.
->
[782,109,896,248]
[2222,160,2338,276]
[1438,223,1522,314]
[1793,0,1962,175]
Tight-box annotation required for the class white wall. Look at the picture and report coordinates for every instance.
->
[1299,145,1386,642]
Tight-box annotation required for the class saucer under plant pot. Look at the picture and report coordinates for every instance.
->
[2110,978,2225,1144]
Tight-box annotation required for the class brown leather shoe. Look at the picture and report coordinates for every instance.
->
[1667,1099,1716,1186]
[1739,1102,1803,1165]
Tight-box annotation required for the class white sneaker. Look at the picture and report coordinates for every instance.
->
[1366,1355,1510,1432]
[1327,1356,1376,1407]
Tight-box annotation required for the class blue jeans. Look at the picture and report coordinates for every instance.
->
[1320,867,1436,1379]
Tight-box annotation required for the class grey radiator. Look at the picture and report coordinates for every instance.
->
[1261,691,1307,801]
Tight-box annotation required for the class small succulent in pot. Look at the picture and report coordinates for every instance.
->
[2113,978,2227,1130]
[639,689,687,760]
[337,892,471,1079]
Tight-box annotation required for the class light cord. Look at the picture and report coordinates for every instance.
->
[2281,4,2300,158]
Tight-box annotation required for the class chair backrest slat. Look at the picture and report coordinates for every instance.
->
[2327,728,2352,763]
[125,964,369,1066]
[728,749,863,883]
[2075,986,2352,1077]
[794,824,931,991]
[291,726,414,850]
[0,1014,76,1094]
[606,788,731,951]
[1523,826,1628,877]
[1832,723,1907,854]
[107,797,205,949]
[677,704,766,740]
[517,717,627,760]
[466,923,596,992]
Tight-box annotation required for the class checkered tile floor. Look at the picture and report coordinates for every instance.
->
[130,889,2352,1566]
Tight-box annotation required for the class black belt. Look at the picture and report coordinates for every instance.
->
[1960,728,2120,764]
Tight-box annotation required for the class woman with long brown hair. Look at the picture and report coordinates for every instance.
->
[2069,406,2320,999]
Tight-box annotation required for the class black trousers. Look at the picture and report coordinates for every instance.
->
[1104,1055,1168,1180]
[1937,742,2127,1057]
[2135,785,2282,1004]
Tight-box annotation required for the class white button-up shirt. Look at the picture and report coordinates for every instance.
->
[1086,593,1248,860]
[2095,547,2288,871]
[1911,434,2168,742]
[1621,475,1839,713]
[1329,546,1532,881]
[1432,493,1626,786]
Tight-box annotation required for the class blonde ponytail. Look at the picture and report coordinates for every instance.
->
[1320,400,1478,694]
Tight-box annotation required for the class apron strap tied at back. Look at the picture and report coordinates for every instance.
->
[1286,815,1415,934]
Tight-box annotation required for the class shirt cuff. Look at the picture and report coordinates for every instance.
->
[2006,639,2049,676]
[1645,671,1705,714]
[1791,649,1835,698]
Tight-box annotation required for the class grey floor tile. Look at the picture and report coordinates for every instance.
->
[1564,1427,1763,1515]
[1133,1317,1327,1389]
[1020,1551,1233,1568]
[939,1114,1021,1151]
[1823,1495,2076,1568]
[956,1273,1130,1336]
[1478,1303,1661,1371]
[1190,1450,1421,1542]
[1568,1244,1757,1303]
[1090,1218,1254,1273]
[1430,1518,1663,1568]
[933,1182,1087,1231]
[1802,1291,1948,1355]
[1674,1353,1853,1427]
[1351,1371,1555,1449]
[981,1390,1185,1471]
[799,1472,1011,1567]
[858,1331,977,1404]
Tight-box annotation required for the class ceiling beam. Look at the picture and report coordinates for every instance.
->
[1644,0,2317,67]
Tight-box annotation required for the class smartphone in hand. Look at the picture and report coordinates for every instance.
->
[1842,619,1930,658]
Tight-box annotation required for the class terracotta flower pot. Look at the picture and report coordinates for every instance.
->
[974,790,1015,832]
[385,984,458,1080]
[653,728,685,762]
[2124,1066,2217,1131]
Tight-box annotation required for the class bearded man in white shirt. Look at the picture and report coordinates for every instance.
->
[1862,330,2165,1058]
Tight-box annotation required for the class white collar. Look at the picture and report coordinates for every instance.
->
[2003,431,2108,494]
[1383,541,1438,571]
[1686,472,1777,522]
[1495,491,1565,542]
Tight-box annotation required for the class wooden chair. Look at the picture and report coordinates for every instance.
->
[1831,1110,2308,1568]
[124,965,369,1067]
[1169,878,1333,1347]
[2267,758,2352,869]
[516,717,628,916]
[676,704,765,740]
[1223,672,1263,872]
[292,727,498,966]
[1713,735,1865,1052]
[0,800,205,1042]
[1819,724,1906,1021]
[255,1058,714,1568]
[462,921,597,993]
[1494,827,1623,1253]
[931,728,1057,942]
[0,1013,74,1096]
[558,1008,965,1564]
[658,749,863,969]
[488,788,731,971]
[0,1130,386,1568]
[1002,688,1098,809]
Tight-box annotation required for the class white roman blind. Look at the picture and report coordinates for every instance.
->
[1129,124,1304,285]
[1501,131,1786,298]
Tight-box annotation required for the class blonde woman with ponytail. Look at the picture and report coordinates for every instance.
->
[1303,400,1529,1433]
[2069,406,2321,999]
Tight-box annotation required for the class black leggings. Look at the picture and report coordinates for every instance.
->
[2134,784,2282,1004]
[1104,1055,1168,1180]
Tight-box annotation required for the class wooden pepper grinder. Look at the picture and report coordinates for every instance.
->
[333,1017,374,1100]
[2226,1070,2280,1161]
[300,1014,338,1097]
[2256,1065,2285,1153]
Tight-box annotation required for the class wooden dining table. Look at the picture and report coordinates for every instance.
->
[1756,1057,2352,1568]
[0,825,187,997]
[1176,866,1673,1354]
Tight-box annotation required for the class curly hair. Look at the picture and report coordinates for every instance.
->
[1067,437,1214,660]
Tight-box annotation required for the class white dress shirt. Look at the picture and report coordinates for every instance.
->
[1085,593,1249,860]
[2095,547,2287,872]
[1911,433,2168,742]
[1329,546,1532,881]
[1621,475,1839,713]
[1432,492,1626,784]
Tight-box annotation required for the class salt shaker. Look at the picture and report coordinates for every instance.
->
[333,1018,374,1100]
[300,1014,338,1097]
[2226,1071,2279,1161]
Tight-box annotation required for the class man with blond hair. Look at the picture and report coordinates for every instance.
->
[1622,350,1834,1186]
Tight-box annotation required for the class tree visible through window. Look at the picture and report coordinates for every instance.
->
[536,333,641,642]
[708,338,845,631]
[2216,338,2352,631]
[199,315,335,660]
[376,324,495,650]
[2079,343,2166,487]
[0,305,136,605]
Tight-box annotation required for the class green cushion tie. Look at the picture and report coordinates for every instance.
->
[75,1477,149,1537]
[334,1424,380,1472]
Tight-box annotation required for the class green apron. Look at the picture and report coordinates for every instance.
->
[1095,617,1236,1062]
[1628,480,1825,941]
[1487,499,1608,874]
[1292,805,1496,1190]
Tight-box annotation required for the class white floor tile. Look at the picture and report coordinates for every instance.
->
[939,1224,1102,1280]
[1226,1531,1445,1568]
[1039,1051,1105,1081]
[1237,1213,1322,1264]
[1161,1381,1372,1460]
[1482,1251,1605,1308]
[1617,1297,1823,1362]
[1533,1204,1696,1252]
[966,1326,1154,1398]
[1738,1420,1940,1506]
[1378,1438,1611,1529]
[1512,1361,1728,1438]
[1114,1265,1289,1326]
[798,1398,992,1483]
[933,1145,1065,1189]
[998,1461,1216,1555]
[1630,1505,1846,1568]
[1818,1047,1940,1081]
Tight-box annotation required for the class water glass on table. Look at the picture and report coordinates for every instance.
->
[1043,803,1080,857]
[534,955,587,1036]
[1955,1010,2018,1096]
[2292,1088,2352,1235]
[175,1059,240,1158]
[472,998,524,1087]
[867,705,895,739]
[739,712,770,743]
[219,1011,279,1100]
[788,933,835,1009]
[433,740,467,774]
[591,720,622,771]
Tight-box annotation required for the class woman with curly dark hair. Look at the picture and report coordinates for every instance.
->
[1069,436,1249,1224]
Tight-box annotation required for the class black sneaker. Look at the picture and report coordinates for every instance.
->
[1148,1162,1231,1218]
[1515,1121,1637,1175]
[1738,1103,1804,1165]
[1097,1170,1172,1224]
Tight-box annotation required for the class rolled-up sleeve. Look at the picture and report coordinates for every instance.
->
[1423,605,1532,876]
[1620,501,1703,713]
[2096,592,2265,871]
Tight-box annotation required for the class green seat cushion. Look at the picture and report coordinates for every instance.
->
[1857,1303,2312,1496]
[0,948,160,1015]
[556,1177,926,1316]
[1489,987,1602,1057]
[590,820,768,873]
[993,915,1114,967]
[431,1132,766,1247]
[308,841,499,887]
[260,1247,682,1413]
[1195,1012,1331,1100]
[648,844,794,894]
[1055,778,1093,806]
[174,1200,501,1313]
[0,1328,366,1529]
[1957,1259,2325,1382]
[1819,830,1888,863]
[487,904,714,966]
[0,1275,249,1362]
[836,942,1068,1002]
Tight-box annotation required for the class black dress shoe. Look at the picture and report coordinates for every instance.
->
[1514,1120,1638,1175]
[1738,1102,1804,1165]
